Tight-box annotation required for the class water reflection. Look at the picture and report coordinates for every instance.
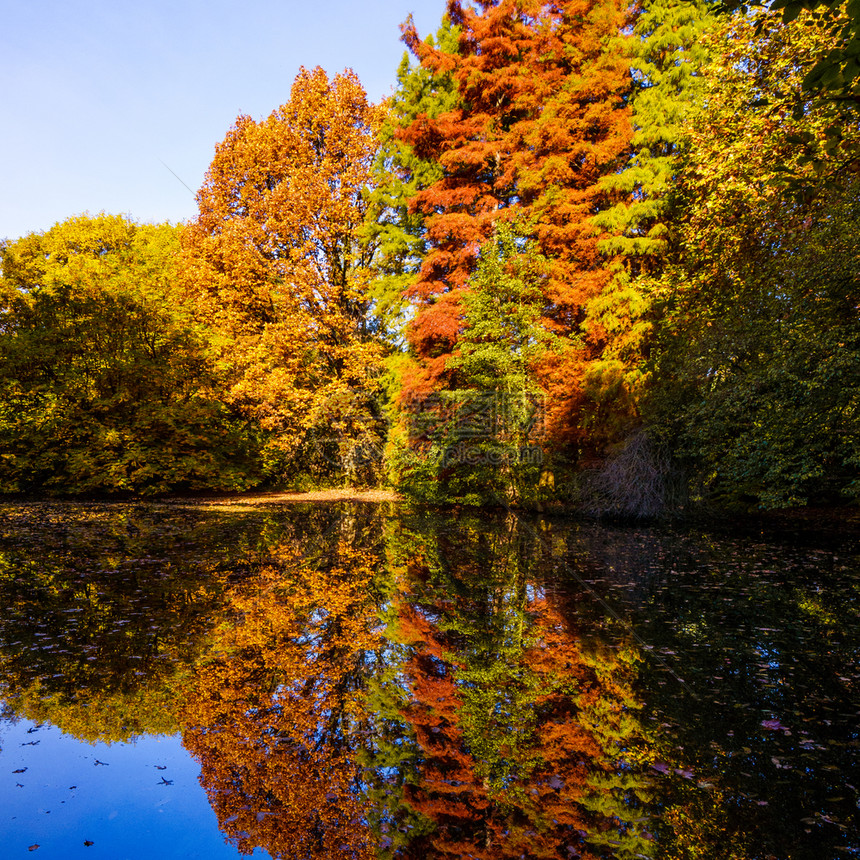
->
[0,501,858,859]
[180,540,380,858]
[366,512,654,860]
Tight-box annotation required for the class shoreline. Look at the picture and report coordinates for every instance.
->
[165,488,402,506]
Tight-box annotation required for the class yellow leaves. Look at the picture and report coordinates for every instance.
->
[179,67,384,467]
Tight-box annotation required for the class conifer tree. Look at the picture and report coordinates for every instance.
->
[365,19,461,344]
[595,0,716,266]
[398,226,556,504]
[570,0,717,463]
[398,0,633,406]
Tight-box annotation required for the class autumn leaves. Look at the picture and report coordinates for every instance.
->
[180,68,387,484]
[1,0,856,507]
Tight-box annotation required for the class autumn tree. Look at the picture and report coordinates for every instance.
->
[397,0,633,453]
[181,67,385,485]
[365,18,461,344]
[646,8,860,507]
[0,214,257,496]
[179,542,383,859]
[539,0,719,515]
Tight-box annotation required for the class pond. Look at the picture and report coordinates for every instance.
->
[0,501,857,859]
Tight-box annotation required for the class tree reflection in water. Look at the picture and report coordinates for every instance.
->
[364,512,654,859]
[180,540,380,858]
[176,508,654,859]
[2,502,856,859]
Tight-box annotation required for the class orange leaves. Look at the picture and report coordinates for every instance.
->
[179,542,381,859]
[180,68,384,469]
[397,1,633,444]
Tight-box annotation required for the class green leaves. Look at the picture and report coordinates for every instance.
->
[643,6,860,506]
[397,226,556,505]
[0,215,261,497]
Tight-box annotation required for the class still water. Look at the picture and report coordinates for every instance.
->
[0,501,857,859]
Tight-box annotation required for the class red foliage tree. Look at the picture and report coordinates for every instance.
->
[399,0,633,441]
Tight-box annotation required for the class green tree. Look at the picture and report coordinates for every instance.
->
[646,8,860,508]
[595,0,716,266]
[397,226,556,505]
[0,213,257,496]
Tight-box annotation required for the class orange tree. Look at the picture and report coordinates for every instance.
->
[179,542,382,859]
[180,67,386,486]
[396,0,633,458]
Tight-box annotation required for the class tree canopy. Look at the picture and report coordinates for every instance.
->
[1,3,858,512]
[0,213,258,496]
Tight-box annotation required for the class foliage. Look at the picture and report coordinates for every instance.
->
[596,0,716,265]
[0,3,856,511]
[0,503,236,742]
[398,0,633,418]
[723,0,860,104]
[645,8,860,508]
[563,0,718,494]
[396,226,557,505]
[179,540,383,859]
[363,511,656,859]
[364,18,461,345]
[180,67,386,487]
[0,214,258,496]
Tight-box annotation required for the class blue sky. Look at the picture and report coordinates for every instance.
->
[1,0,447,241]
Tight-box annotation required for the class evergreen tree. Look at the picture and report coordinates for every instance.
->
[365,18,461,346]
[595,0,716,267]
[398,226,556,504]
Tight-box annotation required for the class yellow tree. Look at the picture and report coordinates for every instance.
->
[180,67,385,482]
